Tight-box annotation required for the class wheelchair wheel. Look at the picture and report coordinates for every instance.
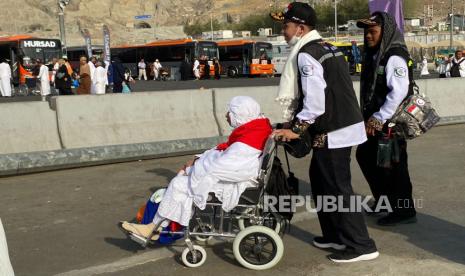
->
[233,225,283,270]
[238,212,282,234]
[192,224,213,243]
[181,245,207,268]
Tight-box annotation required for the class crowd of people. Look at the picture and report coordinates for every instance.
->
[432,50,465,78]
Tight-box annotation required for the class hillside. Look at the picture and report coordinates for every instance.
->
[0,0,288,46]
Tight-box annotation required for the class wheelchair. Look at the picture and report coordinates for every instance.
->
[122,135,288,270]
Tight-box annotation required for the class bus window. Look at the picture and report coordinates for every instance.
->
[198,43,218,60]
[220,45,242,61]
[171,45,185,61]
[255,43,272,64]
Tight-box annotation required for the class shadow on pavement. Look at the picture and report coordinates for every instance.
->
[367,212,465,265]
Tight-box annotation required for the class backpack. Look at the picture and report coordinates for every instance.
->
[265,153,299,221]
[450,59,464,77]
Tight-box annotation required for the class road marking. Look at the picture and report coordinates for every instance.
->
[55,247,179,276]
[56,211,317,275]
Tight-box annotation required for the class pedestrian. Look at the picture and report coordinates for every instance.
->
[271,2,378,263]
[449,50,465,77]
[111,57,125,93]
[50,57,59,85]
[356,12,417,226]
[36,59,51,101]
[202,56,211,80]
[420,57,429,76]
[152,59,162,80]
[76,56,91,94]
[138,58,147,80]
[54,58,72,95]
[64,57,74,76]
[436,56,449,78]
[193,58,200,80]
[94,60,108,95]
[0,58,12,97]
[213,58,221,80]
[88,56,98,93]
[124,68,135,91]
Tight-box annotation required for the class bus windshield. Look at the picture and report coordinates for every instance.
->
[19,40,62,64]
[197,43,218,59]
[255,43,273,60]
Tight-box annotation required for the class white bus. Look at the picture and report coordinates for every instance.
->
[269,41,290,75]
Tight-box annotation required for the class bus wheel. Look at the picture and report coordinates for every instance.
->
[227,67,238,78]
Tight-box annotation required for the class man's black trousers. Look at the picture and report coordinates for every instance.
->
[356,136,416,217]
[310,146,377,254]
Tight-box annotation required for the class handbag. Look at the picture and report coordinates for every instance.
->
[390,82,440,139]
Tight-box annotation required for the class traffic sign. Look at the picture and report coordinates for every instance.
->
[135,15,152,20]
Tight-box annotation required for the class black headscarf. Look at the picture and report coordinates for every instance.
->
[361,12,409,105]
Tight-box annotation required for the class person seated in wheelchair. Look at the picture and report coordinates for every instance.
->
[120,96,272,240]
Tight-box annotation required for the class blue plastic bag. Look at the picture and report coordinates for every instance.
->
[122,83,131,94]
[141,200,184,245]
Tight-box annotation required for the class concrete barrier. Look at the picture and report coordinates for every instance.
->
[0,137,223,176]
[0,219,14,276]
[416,78,465,125]
[0,102,61,155]
[55,90,220,149]
[0,77,464,176]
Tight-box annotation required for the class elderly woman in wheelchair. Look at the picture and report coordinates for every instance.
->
[119,96,287,269]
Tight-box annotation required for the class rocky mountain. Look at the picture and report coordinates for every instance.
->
[0,0,287,46]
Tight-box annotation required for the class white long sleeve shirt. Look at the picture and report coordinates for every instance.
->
[296,53,367,149]
[372,55,410,123]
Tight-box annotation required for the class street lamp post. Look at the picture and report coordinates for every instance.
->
[210,13,214,41]
[334,0,338,41]
[450,0,454,50]
[57,0,70,55]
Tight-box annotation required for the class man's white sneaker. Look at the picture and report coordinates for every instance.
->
[328,250,379,263]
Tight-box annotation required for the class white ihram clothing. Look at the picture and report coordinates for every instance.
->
[153,62,162,79]
[193,60,200,79]
[37,65,50,96]
[51,62,59,84]
[94,66,107,95]
[89,61,96,94]
[154,142,261,226]
[420,58,429,76]
[153,96,264,226]
[0,62,12,97]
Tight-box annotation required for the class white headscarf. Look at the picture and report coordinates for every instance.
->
[227,96,262,128]
[276,30,322,120]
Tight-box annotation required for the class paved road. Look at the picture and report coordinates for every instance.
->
[0,72,441,103]
[0,124,464,275]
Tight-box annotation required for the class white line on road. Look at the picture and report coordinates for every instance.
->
[55,211,317,276]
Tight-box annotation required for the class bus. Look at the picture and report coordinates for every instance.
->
[269,41,291,75]
[111,38,219,79]
[328,41,363,74]
[217,40,274,77]
[66,45,104,69]
[0,35,62,85]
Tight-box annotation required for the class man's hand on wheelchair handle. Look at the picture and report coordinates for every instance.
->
[273,129,300,142]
